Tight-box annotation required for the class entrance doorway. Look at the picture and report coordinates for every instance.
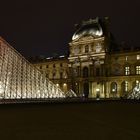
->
[83,82,89,98]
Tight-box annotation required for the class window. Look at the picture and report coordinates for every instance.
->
[85,45,89,53]
[96,68,100,76]
[111,82,117,98]
[83,67,88,77]
[125,66,130,75]
[125,81,128,92]
[111,82,117,93]
[136,66,140,75]
[137,55,140,60]
[96,43,102,53]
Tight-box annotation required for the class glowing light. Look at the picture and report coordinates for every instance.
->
[63,83,67,86]
[137,55,140,60]
[59,55,65,58]
[56,84,59,87]
[96,88,100,92]
[46,57,53,60]
[125,56,128,61]
[112,89,116,92]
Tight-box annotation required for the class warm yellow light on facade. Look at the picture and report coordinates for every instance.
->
[63,83,67,87]
[125,56,128,61]
[112,89,115,92]
[56,84,59,87]
[137,55,140,60]
[96,88,100,92]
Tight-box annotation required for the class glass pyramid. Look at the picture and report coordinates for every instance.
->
[0,37,65,99]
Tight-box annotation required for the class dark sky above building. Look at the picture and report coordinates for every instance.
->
[0,0,140,58]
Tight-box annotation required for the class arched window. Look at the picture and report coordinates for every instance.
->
[125,81,128,92]
[111,82,117,93]
[110,82,117,97]
[83,82,89,98]
[121,81,129,96]
[83,67,88,78]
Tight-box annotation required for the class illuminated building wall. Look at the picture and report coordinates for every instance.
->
[0,37,64,99]
[33,17,140,98]
[33,57,70,93]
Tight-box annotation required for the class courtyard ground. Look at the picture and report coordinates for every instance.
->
[0,100,140,140]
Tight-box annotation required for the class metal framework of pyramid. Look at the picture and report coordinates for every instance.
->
[65,89,77,98]
[0,37,65,99]
[127,85,140,99]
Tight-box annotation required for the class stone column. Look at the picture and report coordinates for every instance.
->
[89,81,92,98]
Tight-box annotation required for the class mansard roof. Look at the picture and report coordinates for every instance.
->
[72,17,109,41]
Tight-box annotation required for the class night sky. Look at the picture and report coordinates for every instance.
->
[0,0,140,59]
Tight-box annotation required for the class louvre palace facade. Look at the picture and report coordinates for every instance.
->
[32,17,140,98]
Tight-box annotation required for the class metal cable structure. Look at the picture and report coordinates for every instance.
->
[0,37,65,99]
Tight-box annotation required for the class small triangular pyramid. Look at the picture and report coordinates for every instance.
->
[65,89,77,97]
[128,85,140,99]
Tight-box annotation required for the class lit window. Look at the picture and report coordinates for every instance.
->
[125,66,130,75]
[136,66,140,75]
[137,55,140,60]
[125,81,128,92]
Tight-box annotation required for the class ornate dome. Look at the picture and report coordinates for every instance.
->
[72,18,103,40]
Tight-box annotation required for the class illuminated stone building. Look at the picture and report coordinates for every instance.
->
[32,17,140,98]
[33,56,70,93]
